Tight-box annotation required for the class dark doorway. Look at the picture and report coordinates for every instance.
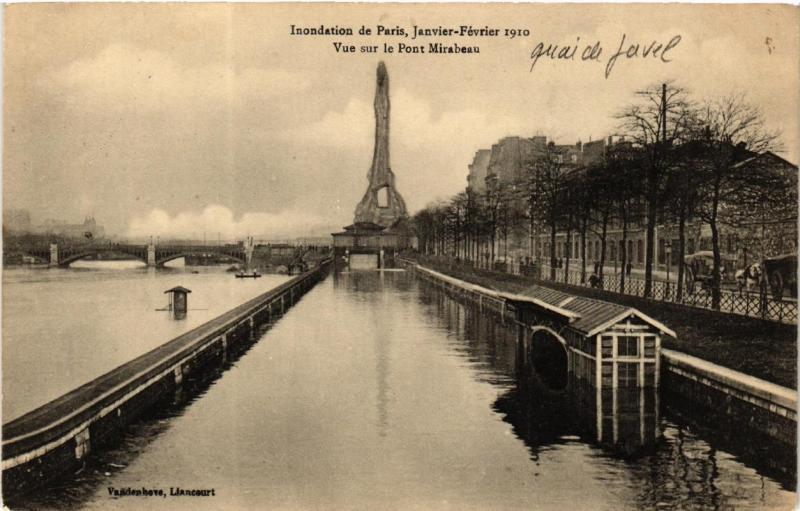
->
[529,330,568,390]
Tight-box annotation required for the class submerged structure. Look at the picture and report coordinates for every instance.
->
[332,62,414,270]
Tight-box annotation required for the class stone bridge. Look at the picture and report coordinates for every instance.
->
[22,240,255,268]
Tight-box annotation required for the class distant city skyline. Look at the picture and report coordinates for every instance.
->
[4,4,798,238]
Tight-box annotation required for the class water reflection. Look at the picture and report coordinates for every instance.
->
[419,277,796,505]
[3,264,289,422]
[332,271,400,436]
[6,270,795,510]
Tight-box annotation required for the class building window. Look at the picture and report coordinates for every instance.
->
[618,335,639,357]
[671,238,681,265]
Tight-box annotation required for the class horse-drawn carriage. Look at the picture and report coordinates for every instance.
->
[682,251,738,294]
[684,251,797,301]
[761,253,797,300]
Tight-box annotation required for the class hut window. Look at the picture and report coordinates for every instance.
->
[601,336,613,358]
[643,336,656,358]
[618,335,639,357]
[602,362,613,387]
[618,362,638,387]
[644,363,656,386]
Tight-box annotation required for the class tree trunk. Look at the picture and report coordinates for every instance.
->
[620,205,629,293]
[490,216,496,264]
[580,217,587,284]
[549,221,557,281]
[676,203,686,301]
[643,200,657,298]
[529,213,535,260]
[564,221,572,284]
[599,212,609,288]
[710,179,722,310]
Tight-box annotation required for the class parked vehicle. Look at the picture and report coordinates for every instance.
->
[683,251,738,294]
[761,253,797,300]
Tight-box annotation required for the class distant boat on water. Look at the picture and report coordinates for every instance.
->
[235,271,261,279]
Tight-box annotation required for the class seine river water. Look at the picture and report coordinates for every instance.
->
[3,266,796,510]
[2,261,289,422]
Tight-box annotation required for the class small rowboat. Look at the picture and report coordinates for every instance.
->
[235,271,261,279]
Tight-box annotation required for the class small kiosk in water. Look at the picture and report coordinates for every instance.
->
[164,286,191,319]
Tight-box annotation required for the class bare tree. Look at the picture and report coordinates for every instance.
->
[617,82,694,297]
[523,148,568,280]
[605,142,643,292]
[585,160,615,286]
[692,94,780,308]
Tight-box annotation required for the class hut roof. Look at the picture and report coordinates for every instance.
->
[499,284,676,338]
[164,286,192,294]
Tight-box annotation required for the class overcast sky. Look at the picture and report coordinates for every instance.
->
[4,4,798,239]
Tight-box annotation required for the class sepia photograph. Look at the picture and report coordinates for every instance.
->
[2,3,799,510]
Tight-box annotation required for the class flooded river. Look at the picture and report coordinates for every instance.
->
[2,261,288,422]
[4,268,796,510]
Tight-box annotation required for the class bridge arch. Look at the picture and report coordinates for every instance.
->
[527,326,569,391]
[155,252,245,267]
[19,251,50,264]
[58,249,148,267]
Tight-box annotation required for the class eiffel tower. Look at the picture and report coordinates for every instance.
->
[353,61,408,228]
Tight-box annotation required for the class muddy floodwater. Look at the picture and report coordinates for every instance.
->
[4,268,796,510]
[2,261,288,422]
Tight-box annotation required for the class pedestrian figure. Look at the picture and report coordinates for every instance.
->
[626,262,632,276]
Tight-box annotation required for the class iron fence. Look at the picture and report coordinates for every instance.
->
[538,264,796,324]
[411,254,796,324]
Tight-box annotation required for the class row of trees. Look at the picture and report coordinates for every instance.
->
[413,83,797,309]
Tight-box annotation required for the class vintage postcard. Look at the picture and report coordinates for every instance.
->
[2,3,798,510]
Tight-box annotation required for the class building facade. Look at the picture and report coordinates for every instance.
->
[533,150,798,275]
[463,134,796,275]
